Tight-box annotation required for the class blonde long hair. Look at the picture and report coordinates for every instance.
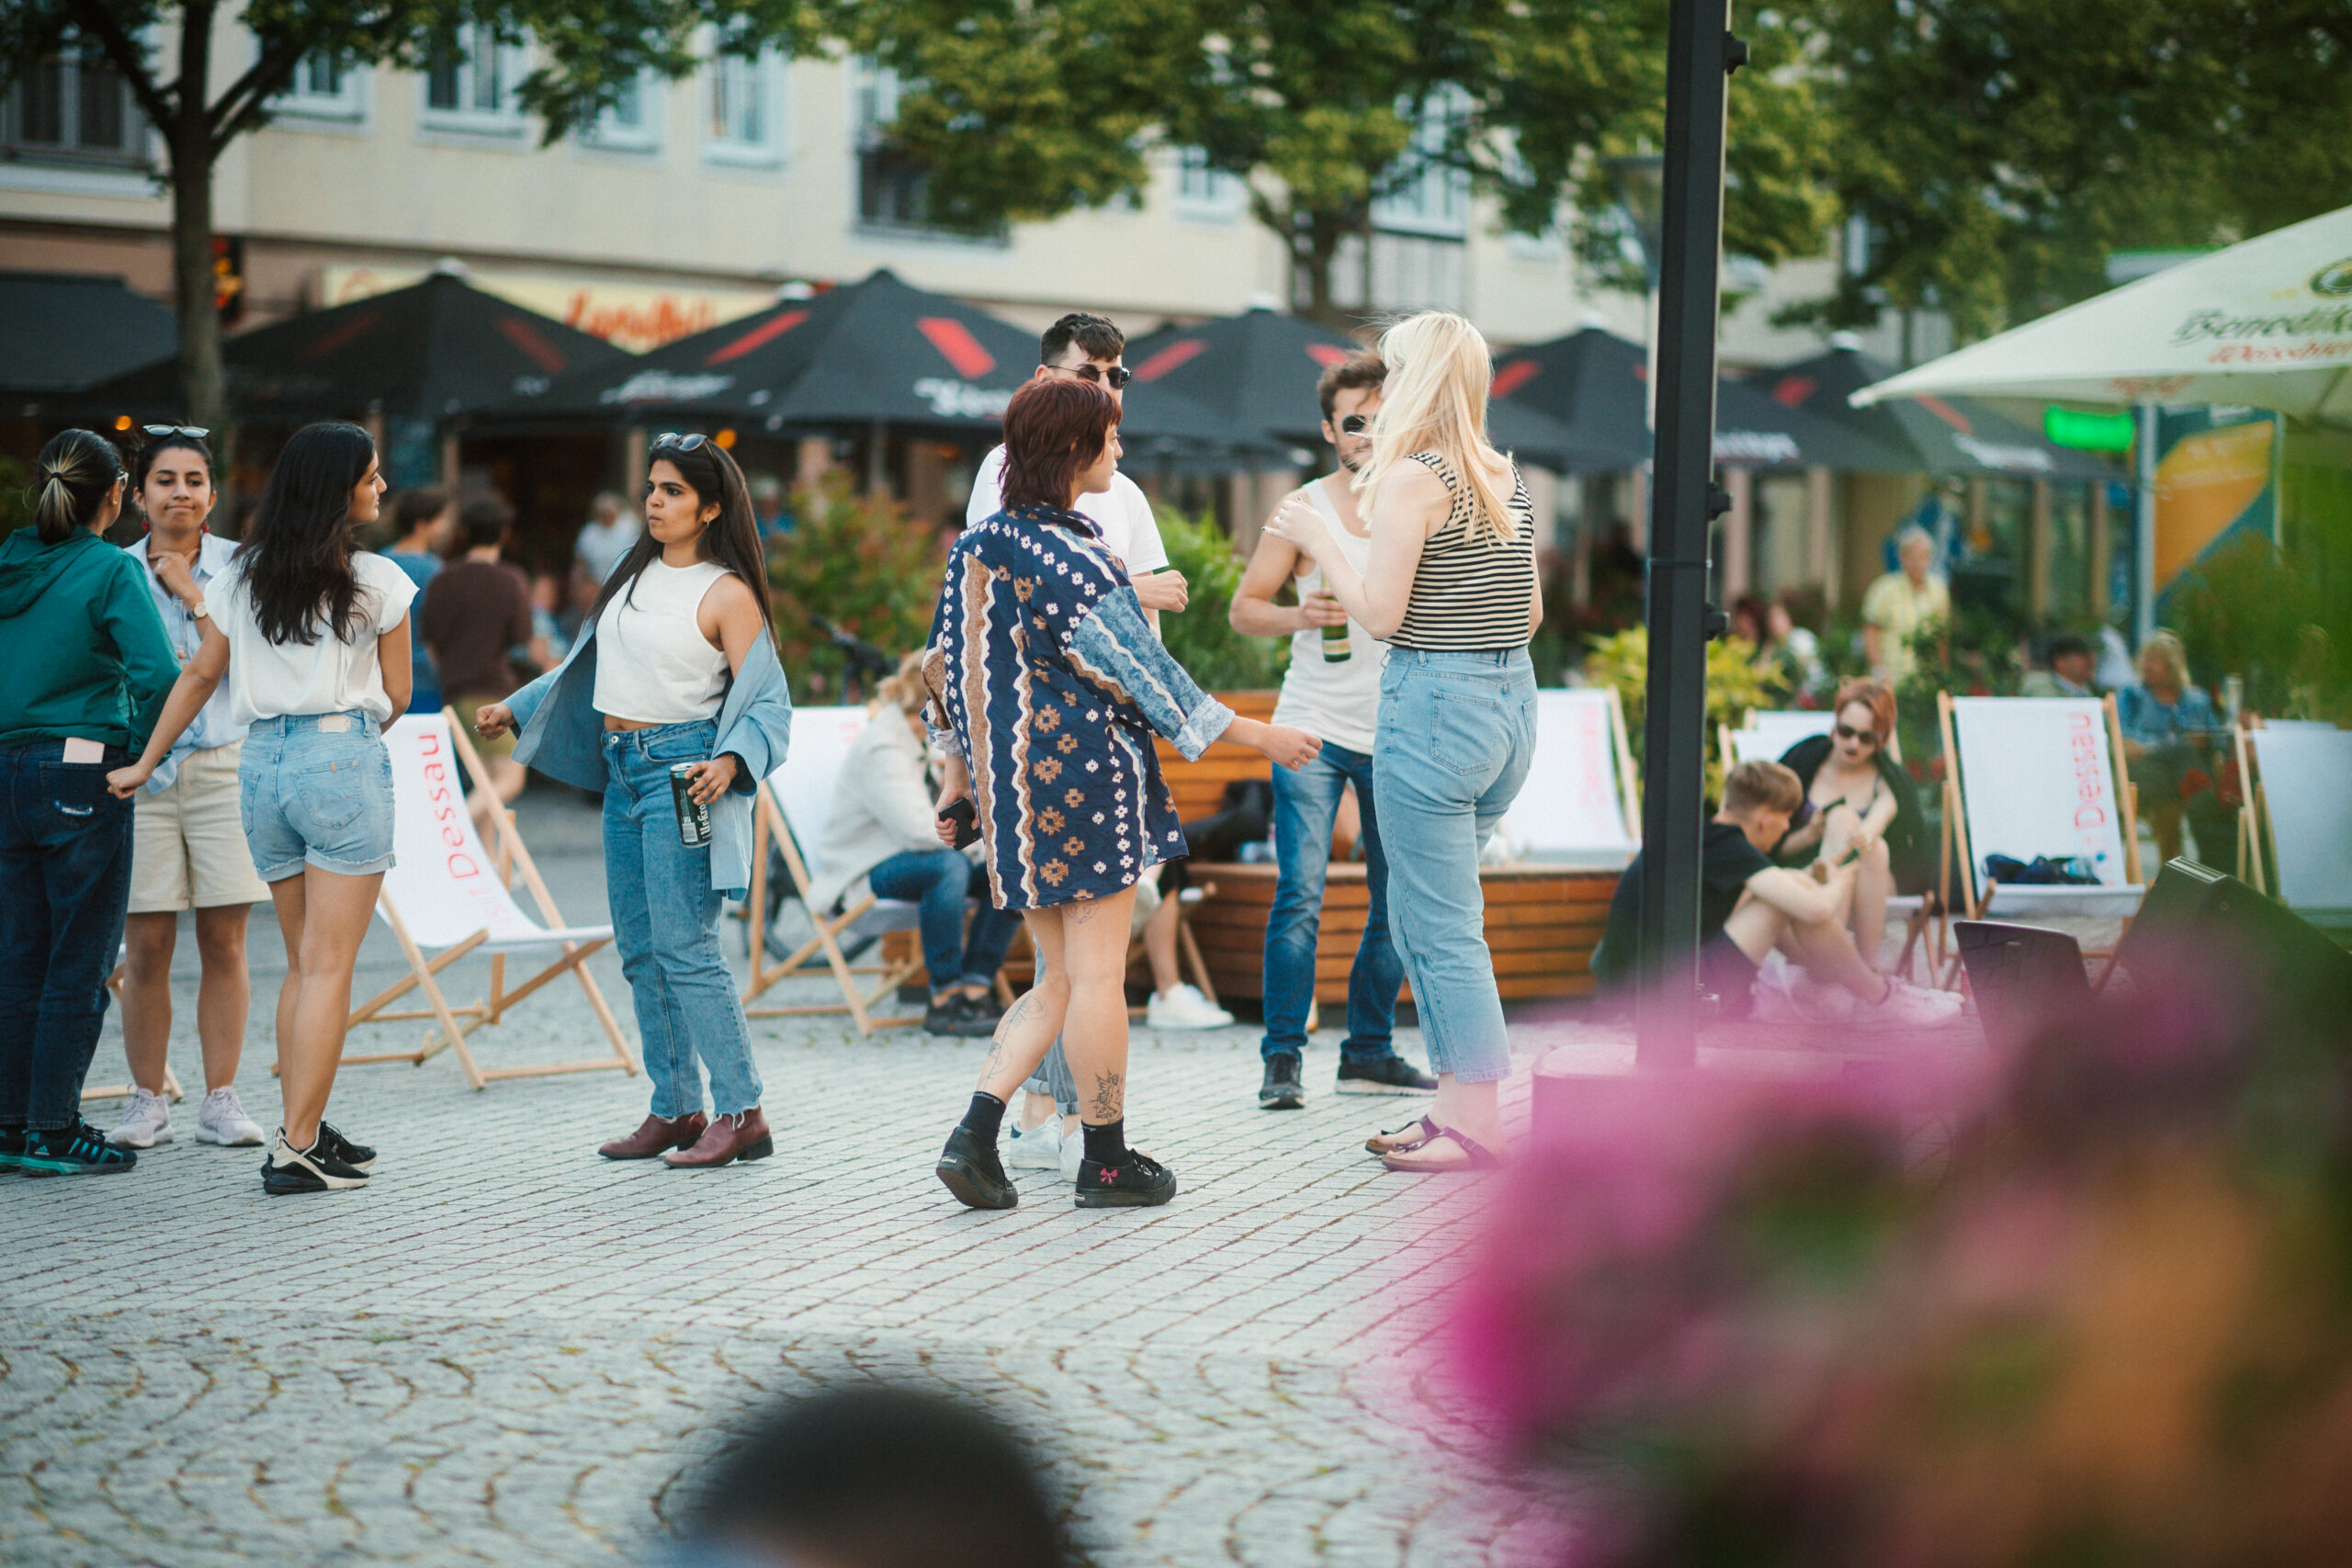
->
[1351,311,1518,545]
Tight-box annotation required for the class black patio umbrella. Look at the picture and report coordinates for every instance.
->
[1760,341,2115,481]
[1712,374,1917,472]
[3,270,176,396]
[74,268,628,424]
[502,267,1240,453]
[1123,304,1621,471]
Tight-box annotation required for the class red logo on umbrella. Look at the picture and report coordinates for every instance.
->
[918,317,996,378]
[496,317,569,375]
[1131,339,1206,381]
[1491,360,1540,398]
[1305,344,1351,367]
[706,309,808,367]
[1771,374,1815,409]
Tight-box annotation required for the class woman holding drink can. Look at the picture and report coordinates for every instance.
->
[474,434,790,1169]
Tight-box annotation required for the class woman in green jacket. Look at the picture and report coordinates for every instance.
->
[0,429,178,1176]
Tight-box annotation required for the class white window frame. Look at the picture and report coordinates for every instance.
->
[1170,145,1245,224]
[419,27,527,137]
[702,48,784,168]
[847,55,1005,246]
[1371,85,1472,240]
[578,70,661,153]
[1,36,150,168]
[269,50,368,125]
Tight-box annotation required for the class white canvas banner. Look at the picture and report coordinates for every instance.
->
[1502,689,1637,860]
[2254,728,2352,913]
[1951,697,2132,890]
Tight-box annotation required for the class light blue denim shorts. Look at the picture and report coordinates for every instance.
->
[237,713,397,882]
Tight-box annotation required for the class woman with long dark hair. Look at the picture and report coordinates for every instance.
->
[476,434,791,1170]
[110,427,272,1153]
[0,429,178,1176]
[109,422,414,1197]
[926,378,1319,1213]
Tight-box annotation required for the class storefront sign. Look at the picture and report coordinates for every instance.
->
[320,265,773,352]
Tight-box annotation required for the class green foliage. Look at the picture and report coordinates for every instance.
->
[1152,509,1288,694]
[766,477,946,703]
[2169,532,2352,724]
[0,458,31,537]
[1581,626,1781,803]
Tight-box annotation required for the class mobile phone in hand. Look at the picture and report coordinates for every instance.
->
[939,796,980,849]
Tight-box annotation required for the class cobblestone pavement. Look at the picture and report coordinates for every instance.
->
[3,790,1571,1568]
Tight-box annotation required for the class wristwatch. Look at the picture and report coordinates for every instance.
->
[187,600,209,620]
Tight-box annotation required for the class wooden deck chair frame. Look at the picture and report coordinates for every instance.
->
[1935,691,2143,987]
[2233,722,2268,896]
[741,781,924,1034]
[337,711,636,1089]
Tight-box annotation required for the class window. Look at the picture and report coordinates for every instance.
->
[705,50,781,165]
[1,40,144,168]
[1371,85,1471,239]
[273,51,365,121]
[1170,145,1244,222]
[581,72,659,152]
[851,57,1001,241]
[423,28,524,132]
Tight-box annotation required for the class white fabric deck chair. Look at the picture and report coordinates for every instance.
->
[339,712,636,1089]
[1937,694,2145,976]
[1498,687,1642,866]
[741,705,924,1035]
[2240,725,2352,928]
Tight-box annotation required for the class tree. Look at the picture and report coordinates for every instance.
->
[838,0,1833,325]
[0,0,821,429]
[1784,0,2352,341]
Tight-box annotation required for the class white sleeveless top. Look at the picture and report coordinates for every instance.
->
[1270,479,1385,755]
[593,558,733,724]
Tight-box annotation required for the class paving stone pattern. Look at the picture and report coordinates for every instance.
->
[3,791,1569,1568]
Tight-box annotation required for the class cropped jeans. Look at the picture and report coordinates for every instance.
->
[1371,649,1536,1085]
[1261,741,1403,1064]
[0,740,135,1131]
[602,720,763,1119]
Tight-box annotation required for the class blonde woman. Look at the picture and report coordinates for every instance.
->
[1264,311,1541,1174]
[2117,628,2228,864]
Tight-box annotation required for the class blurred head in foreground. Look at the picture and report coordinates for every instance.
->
[680,1386,1061,1568]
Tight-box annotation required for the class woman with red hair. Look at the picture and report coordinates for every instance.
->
[923,378,1317,1213]
[1770,677,1929,964]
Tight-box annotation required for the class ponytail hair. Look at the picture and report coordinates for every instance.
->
[32,429,125,546]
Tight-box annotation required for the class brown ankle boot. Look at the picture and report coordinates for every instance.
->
[599,1111,708,1160]
[663,1107,774,1168]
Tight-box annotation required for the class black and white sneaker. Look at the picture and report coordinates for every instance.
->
[317,1121,376,1172]
[262,1130,370,1195]
[19,1119,138,1176]
[1259,1053,1306,1111]
[1074,1149,1178,1209]
[1336,1055,1438,1095]
[935,1124,1018,1210]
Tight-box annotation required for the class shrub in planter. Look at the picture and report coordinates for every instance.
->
[767,476,948,702]
[1153,508,1289,693]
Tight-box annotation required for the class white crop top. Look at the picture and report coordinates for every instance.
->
[593,559,733,724]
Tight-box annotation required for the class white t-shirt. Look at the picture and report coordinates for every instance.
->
[575,514,642,583]
[1270,478,1385,755]
[206,550,418,727]
[965,445,1169,575]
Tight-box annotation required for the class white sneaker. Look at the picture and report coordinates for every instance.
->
[1863,978,1966,1030]
[1146,983,1234,1031]
[1059,1122,1085,1184]
[107,1087,172,1148]
[195,1087,266,1147]
[1004,1116,1062,1169]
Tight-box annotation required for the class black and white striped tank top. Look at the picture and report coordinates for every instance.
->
[1388,451,1536,651]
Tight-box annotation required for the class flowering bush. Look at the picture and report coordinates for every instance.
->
[766,476,948,701]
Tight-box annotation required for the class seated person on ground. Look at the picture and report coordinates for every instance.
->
[1591,760,1960,1027]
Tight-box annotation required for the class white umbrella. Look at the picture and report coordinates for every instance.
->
[1851,204,2352,423]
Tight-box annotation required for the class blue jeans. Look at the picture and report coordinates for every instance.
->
[1372,649,1537,1085]
[867,847,1023,993]
[0,740,136,1130]
[602,721,763,1118]
[238,713,397,880]
[1261,741,1403,1063]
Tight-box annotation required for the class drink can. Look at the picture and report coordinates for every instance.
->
[669,761,712,847]
[1320,616,1351,662]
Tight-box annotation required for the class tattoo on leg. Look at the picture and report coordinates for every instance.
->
[1070,899,1095,926]
[1089,1070,1123,1122]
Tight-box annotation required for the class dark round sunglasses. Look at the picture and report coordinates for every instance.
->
[1052,363,1132,390]
[1340,413,1373,435]
[143,423,209,439]
[650,432,709,452]
[1833,723,1881,747]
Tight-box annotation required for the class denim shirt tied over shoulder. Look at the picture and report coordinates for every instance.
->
[505,617,792,898]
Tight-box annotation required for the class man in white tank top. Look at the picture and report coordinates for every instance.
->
[1228,354,1436,1110]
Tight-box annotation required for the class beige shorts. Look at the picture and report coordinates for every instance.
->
[129,740,272,913]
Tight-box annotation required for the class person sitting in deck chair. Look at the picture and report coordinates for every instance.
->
[1590,760,1962,1027]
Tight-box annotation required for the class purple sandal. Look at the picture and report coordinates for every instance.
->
[1381,1126,1510,1173]
[1364,1115,1440,1156]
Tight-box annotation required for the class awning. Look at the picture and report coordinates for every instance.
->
[1,271,175,395]
[1763,344,2117,480]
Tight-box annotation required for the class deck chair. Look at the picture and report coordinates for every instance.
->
[1936,694,2145,981]
[741,706,925,1035]
[338,712,637,1089]
[2239,724,2352,930]
[1498,686,1642,866]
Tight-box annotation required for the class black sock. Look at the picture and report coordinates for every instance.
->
[961,1092,1007,1143]
[1082,1119,1128,1167]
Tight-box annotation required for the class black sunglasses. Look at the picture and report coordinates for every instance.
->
[143,423,210,439]
[1833,723,1880,746]
[650,432,709,452]
[1340,413,1373,435]
[1052,363,1132,390]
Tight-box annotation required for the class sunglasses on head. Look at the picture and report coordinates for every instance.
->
[650,432,709,453]
[1340,413,1373,435]
[143,423,209,440]
[1052,362,1132,390]
[1834,723,1880,746]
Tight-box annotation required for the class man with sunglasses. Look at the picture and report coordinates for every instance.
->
[1227,351,1437,1110]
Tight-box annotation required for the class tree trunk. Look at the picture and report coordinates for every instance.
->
[1289,209,1351,330]
[170,3,223,431]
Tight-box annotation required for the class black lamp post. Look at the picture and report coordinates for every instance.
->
[1634,0,1745,1072]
